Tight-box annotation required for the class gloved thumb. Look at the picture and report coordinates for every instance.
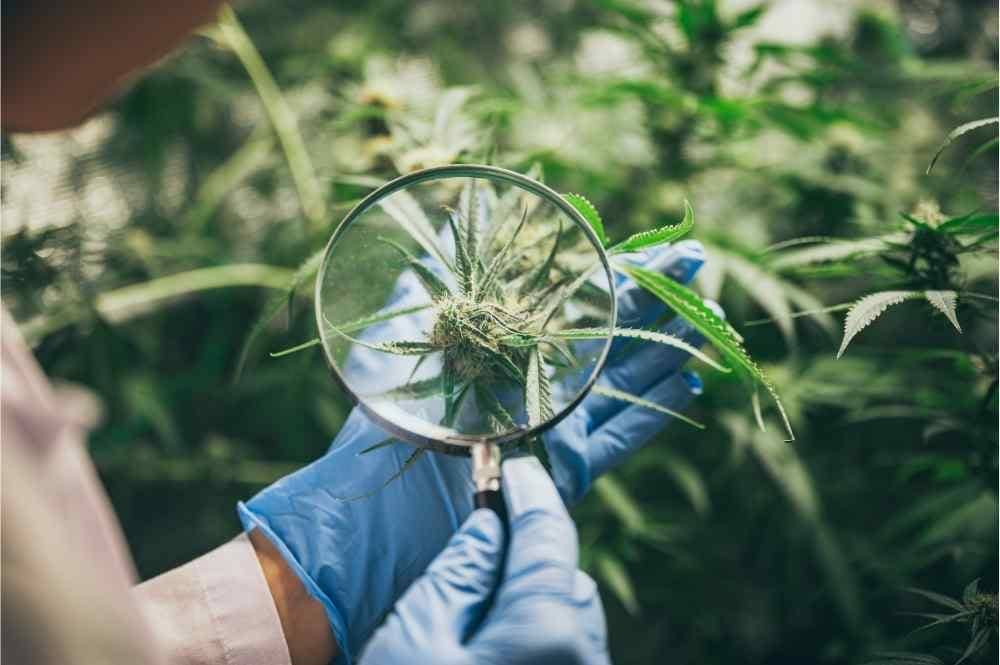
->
[363,508,505,658]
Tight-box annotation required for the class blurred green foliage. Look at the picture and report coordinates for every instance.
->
[2,1,997,663]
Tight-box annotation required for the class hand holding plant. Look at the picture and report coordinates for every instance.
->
[238,232,715,661]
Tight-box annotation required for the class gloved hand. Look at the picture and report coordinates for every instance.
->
[360,455,609,665]
[238,240,710,663]
[544,239,719,505]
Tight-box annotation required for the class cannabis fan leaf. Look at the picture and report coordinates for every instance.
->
[837,290,962,358]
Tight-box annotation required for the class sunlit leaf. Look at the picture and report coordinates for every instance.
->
[924,290,961,333]
[837,291,922,358]
[609,200,695,255]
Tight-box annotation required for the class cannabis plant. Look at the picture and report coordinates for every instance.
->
[275,176,793,477]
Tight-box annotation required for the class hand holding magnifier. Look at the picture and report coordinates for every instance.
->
[315,165,617,519]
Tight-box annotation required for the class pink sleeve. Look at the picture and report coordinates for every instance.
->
[1,309,291,665]
[136,534,293,665]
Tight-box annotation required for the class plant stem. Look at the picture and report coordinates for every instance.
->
[215,5,327,229]
[23,264,294,342]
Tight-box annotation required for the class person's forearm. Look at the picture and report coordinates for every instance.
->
[2,0,224,132]
[249,529,338,665]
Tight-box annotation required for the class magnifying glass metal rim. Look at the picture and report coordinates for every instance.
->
[314,163,618,454]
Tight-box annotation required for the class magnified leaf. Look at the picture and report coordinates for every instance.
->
[270,304,431,357]
[381,190,451,267]
[379,237,452,300]
[525,347,553,427]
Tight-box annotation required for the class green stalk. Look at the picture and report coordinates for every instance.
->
[215,6,326,228]
[23,264,294,342]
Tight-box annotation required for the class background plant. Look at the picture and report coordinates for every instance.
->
[2,1,996,663]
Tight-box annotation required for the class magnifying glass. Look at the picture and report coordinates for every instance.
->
[315,164,616,519]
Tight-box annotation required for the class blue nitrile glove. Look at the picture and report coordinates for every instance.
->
[238,239,711,663]
[360,455,609,665]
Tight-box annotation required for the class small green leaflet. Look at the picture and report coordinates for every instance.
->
[379,190,450,267]
[525,347,553,427]
[592,384,705,429]
[368,374,446,401]
[924,291,961,333]
[608,200,695,255]
[269,303,430,357]
[563,193,608,246]
[619,263,794,441]
[552,326,729,372]
[378,237,452,300]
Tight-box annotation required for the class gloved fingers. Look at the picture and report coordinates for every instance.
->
[582,314,705,432]
[360,508,503,661]
[499,456,578,594]
[571,570,611,664]
[614,240,704,329]
[588,369,703,479]
[469,569,609,665]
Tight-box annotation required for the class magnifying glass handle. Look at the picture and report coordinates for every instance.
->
[471,442,507,523]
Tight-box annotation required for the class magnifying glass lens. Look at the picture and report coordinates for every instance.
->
[316,167,615,450]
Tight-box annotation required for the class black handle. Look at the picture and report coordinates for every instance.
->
[474,487,507,521]
[471,442,507,527]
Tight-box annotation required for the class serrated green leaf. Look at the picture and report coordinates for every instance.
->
[479,205,528,297]
[368,374,445,401]
[525,347,553,427]
[474,382,517,434]
[619,263,794,440]
[924,291,961,332]
[906,587,965,612]
[446,207,475,296]
[523,221,563,295]
[563,193,608,246]
[609,199,694,255]
[553,327,728,372]
[379,190,450,267]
